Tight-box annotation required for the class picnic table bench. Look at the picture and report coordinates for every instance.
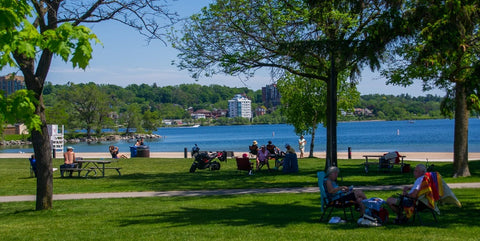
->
[60,166,97,177]
[60,159,122,177]
[363,154,406,174]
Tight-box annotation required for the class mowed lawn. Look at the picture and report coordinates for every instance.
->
[1,157,479,240]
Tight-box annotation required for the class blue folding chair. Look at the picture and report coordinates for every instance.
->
[317,171,354,222]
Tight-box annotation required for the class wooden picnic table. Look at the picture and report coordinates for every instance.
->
[362,155,406,174]
[74,159,122,177]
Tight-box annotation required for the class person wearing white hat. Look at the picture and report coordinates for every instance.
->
[249,140,258,157]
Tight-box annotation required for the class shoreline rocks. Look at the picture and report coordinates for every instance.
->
[0,140,32,146]
[1,134,162,146]
[66,134,162,144]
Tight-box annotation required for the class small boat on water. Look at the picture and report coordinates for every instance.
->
[177,124,200,128]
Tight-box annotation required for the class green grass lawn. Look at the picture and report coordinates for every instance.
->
[0,157,479,240]
[1,189,478,241]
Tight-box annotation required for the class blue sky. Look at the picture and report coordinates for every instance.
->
[1,0,445,97]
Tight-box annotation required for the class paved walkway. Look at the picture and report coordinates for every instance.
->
[2,183,479,203]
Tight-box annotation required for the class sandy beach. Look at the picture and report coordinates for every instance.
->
[2,151,480,162]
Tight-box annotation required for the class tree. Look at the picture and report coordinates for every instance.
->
[123,103,143,135]
[45,102,70,126]
[143,110,162,132]
[60,83,110,138]
[0,0,176,210]
[0,89,41,135]
[277,72,359,158]
[383,0,480,177]
[173,0,403,168]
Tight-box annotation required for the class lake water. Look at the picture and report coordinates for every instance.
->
[3,119,480,154]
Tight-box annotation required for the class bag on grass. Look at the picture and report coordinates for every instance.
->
[357,214,382,227]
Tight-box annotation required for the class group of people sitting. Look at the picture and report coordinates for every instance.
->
[248,140,298,173]
[323,164,429,224]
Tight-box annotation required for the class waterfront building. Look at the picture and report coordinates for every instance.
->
[228,94,252,118]
[262,84,281,108]
[0,74,25,96]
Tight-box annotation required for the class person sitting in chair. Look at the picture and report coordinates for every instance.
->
[29,154,37,178]
[275,143,296,168]
[266,140,281,161]
[238,153,254,175]
[266,140,278,155]
[256,145,271,171]
[386,164,426,224]
[249,140,259,157]
[325,166,367,216]
[109,145,128,159]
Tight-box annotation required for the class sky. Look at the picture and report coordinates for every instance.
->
[1,0,445,97]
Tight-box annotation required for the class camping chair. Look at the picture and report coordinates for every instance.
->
[282,153,298,173]
[28,156,37,178]
[236,156,254,175]
[256,154,270,171]
[248,145,258,157]
[411,198,438,225]
[379,151,399,172]
[402,171,461,225]
[317,171,355,222]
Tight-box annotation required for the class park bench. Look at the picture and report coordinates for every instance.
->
[60,166,97,177]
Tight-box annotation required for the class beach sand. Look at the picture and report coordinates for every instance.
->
[2,151,480,162]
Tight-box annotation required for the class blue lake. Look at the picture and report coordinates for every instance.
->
[3,119,480,154]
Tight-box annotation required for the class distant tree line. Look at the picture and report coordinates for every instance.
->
[42,82,448,136]
[351,94,444,121]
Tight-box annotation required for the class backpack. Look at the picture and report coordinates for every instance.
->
[371,207,389,224]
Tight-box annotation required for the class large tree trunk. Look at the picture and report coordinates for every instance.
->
[325,53,338,169]
[453,82,471,177]
[17,49,55,210]
[309,126,316,158]
[33,106,54,210]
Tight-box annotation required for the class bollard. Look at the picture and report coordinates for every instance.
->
[348,147,351,159]
[184,147,188,158]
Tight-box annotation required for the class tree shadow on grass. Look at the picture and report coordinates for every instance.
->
[116,193,477,230]
[112,169,320,191]
[117,198,320,228]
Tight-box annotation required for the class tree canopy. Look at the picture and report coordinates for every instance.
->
[383,0,480,177]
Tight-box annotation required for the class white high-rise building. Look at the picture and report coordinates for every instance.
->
[228,94,252,118]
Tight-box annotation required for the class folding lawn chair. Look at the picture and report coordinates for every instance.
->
[236,156,253,175]
[317,171,355,222]
[402,171,461,225]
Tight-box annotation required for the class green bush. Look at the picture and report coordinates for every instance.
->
[2,134,30,141]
